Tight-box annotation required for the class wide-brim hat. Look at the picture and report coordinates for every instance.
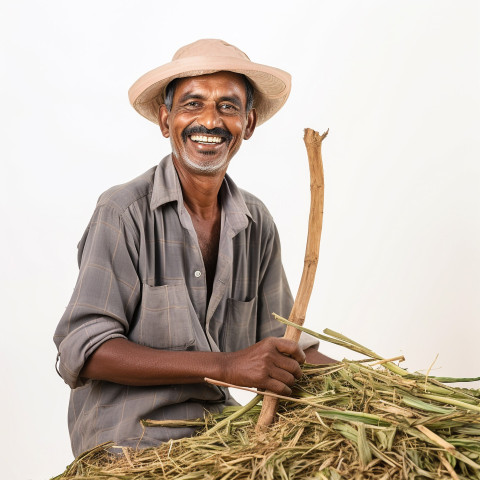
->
[128,39,291,127]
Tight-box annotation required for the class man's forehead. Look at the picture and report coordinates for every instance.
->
[173,72,247,96]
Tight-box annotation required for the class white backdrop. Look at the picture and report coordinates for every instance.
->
[1,1,479,479]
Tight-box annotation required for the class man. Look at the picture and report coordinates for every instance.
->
[54,39,334,456]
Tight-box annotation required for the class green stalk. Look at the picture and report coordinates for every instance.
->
[273,314,407,376]
[204,394,262,435]
[406,375,480,383]
[401,395,453,414]
[273,314,379,358]
[418,394,480,413]
[323,328,408,376]
[141,419,208,428]
[314,409,392,426]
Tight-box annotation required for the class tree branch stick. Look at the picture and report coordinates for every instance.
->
[256,128,328,430]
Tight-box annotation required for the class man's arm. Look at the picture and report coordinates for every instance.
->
[304,346,337,364]
[80,336,306,396]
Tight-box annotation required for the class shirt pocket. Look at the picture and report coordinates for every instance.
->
[130,282,196,350]
[221,296,257,352]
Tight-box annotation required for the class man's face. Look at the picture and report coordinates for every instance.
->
[158,71,256,176]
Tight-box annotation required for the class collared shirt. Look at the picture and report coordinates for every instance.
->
[54,154,317,456]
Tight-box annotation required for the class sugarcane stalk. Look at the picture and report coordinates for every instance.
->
[256,128,328,429]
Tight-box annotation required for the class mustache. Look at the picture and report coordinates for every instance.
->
[182,125,233,144]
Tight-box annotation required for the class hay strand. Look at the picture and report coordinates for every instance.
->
[53,325,480,480]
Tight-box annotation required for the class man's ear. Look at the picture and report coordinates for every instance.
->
[243,108,257,140]
[158,104,170,138]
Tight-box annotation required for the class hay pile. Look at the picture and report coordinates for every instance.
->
[53,322,480,480]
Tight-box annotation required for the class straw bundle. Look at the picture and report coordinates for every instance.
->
[53,320,480,480]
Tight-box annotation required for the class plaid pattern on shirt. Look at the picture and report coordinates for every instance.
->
[54,154,317,456]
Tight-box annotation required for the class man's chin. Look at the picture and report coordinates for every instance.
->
[176,152,231,176]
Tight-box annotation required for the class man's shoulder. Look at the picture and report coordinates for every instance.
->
[96,166,157,215]
[238,188,275,225]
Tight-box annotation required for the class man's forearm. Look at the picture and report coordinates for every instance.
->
[80,338,226,386]
[79,336,307,395]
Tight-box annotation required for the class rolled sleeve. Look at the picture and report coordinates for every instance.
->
[56,318,126,388]
[54,204,140,388]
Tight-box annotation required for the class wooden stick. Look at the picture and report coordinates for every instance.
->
[256,128,328,430]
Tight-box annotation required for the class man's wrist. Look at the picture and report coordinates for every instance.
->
[214,351,235,385]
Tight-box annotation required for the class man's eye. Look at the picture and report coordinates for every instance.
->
[186,101,200,108]
[220,104,237,111]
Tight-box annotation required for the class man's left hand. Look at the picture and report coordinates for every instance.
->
[303,347,338,365]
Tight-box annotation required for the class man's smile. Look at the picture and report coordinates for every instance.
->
[189,134,224,144]
[181,126,232,149]
[184,133,228,158]
[159,72,257,174]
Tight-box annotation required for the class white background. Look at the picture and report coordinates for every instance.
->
[1,1,479,478]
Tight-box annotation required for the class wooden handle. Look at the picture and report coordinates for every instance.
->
[256,128,328,430]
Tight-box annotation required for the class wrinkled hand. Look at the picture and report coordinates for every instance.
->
[223,337,306,396]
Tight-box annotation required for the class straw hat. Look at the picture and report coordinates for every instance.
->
[128,39,291,127]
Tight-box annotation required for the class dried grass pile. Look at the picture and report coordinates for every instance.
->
[53,321,480,480]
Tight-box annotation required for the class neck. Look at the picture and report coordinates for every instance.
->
[172,155,225,220]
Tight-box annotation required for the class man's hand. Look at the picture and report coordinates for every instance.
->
[222,337,306,396]
[80,337,307,395]
[304,346,338,365]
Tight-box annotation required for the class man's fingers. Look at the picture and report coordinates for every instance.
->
[273,338,306,364]
[226,338,306,394]
[274,356,303,380]
[270,366,296,388]
[266,377,293,396]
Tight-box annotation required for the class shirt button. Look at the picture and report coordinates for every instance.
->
[194,270,202,278]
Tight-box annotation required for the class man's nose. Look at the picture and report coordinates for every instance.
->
[196,102,222,130]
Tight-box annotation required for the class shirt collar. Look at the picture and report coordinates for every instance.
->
[150,154,184,210]
[150,154,254,229]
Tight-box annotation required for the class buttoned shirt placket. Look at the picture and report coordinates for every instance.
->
[173,176,250,354]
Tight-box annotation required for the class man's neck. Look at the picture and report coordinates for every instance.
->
[172,155,225,219]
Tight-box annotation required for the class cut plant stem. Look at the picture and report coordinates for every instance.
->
[205,394,262,435]
[53,345,480,480]
[257,128,328,430]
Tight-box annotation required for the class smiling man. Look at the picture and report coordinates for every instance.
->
[53,39,334,457]
[162,72,252,176]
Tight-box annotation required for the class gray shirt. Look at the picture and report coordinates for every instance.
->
[54,154,317,456]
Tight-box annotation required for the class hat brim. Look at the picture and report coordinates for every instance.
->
[128,55,291,126]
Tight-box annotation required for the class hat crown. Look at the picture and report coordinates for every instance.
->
[129,39,291,127]
[172,39,251,62]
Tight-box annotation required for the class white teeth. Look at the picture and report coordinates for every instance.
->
[190,135,223,144]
